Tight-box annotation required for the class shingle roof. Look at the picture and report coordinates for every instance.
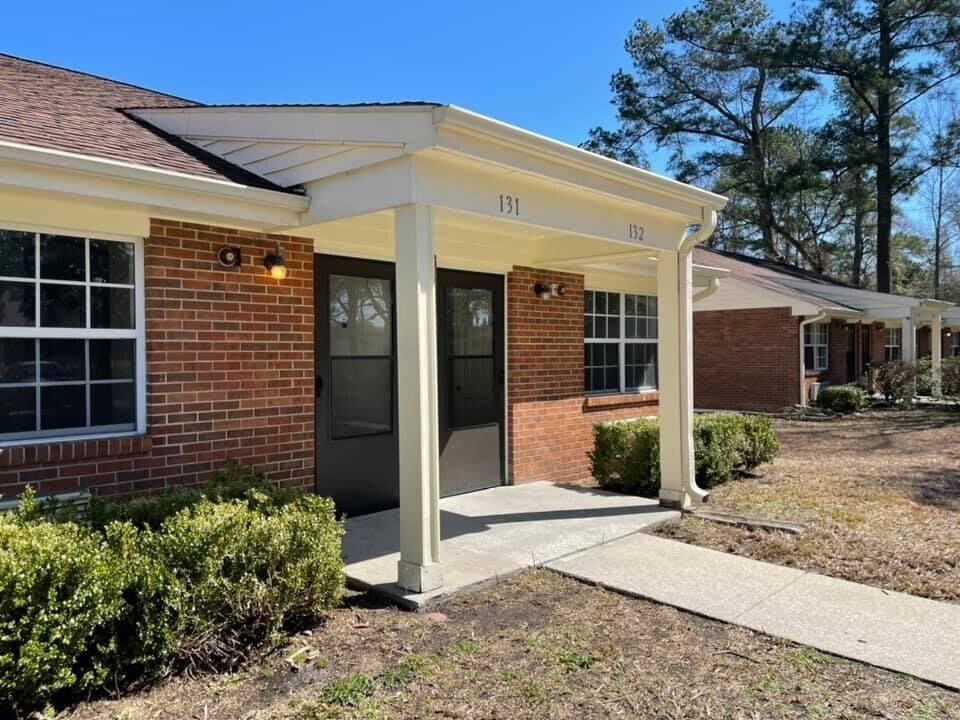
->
[0,54,289,192]
[694,247,862,312]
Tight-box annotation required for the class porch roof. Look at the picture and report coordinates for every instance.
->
[128,103,728,272]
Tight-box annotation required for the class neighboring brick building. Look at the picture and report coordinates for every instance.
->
[692,248,957,411]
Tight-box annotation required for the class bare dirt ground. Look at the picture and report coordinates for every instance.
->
[67,570,958,720]
[657,407,960,603]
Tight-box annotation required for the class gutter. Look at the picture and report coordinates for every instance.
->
[0,139,309,228]
[693,275,720,302]
[798,312,828,408]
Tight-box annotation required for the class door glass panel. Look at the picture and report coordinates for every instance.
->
[448,288,493,355]
[329,275,391,356]
[331,357,391,439]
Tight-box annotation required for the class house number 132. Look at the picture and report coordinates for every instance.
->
[499,194,520,216]
[628,223,645,241]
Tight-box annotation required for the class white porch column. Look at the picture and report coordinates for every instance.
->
[902,315,916,363]
[657,249,707,509]
[394,203,443,592]
[932,314,943,397]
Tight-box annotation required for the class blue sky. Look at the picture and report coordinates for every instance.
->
[3,0,791,174]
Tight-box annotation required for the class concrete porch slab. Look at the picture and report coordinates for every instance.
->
[342,481,678,609]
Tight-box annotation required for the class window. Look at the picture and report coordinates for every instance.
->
[884,327,902,362]
[0,228,143,442]
[584,290,658,393]
[803,322,829,371]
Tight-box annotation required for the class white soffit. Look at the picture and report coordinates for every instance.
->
[129,104,726,223]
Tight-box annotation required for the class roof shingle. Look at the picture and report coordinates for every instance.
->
[0,54,287,192]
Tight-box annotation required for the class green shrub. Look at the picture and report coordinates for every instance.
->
[0,493,175,712]
[591,413,780,496]
[816,384,869,413]
[874,360,917,404]
[155,493,344,667]
[943,356,960,397]
[738,414,781,469]
[589,419,660,496]
[85,461,302,530]
[914,358,934,396]
[0,479,344,713]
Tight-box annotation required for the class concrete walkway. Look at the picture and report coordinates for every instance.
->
[548,532,960,690]
[342,482,678,609]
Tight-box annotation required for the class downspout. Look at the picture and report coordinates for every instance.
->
[799,313,828,407]
[680,209,719,254]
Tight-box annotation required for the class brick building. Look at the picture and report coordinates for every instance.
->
[692,248,957,412]
[0,55,728,593]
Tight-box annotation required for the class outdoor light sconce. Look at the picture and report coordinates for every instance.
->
[533,281,566,300]
[263,246,288,280]
[216,246,242,268]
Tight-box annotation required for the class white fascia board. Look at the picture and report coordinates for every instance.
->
[0,140,308,230]
[693,276,823,315]
[130,105,438,148]
[433,105,728,218]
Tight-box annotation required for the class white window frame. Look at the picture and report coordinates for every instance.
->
[584,289,658,394]
[803,322,829,372]
[0,222,146,445]
[884,327,902,362]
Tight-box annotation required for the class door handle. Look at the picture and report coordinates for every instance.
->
[315,376,323,397]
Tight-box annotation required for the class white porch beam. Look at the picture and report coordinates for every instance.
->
[656,249,707,508]
[932,314,943,397]
[394,203,443,593]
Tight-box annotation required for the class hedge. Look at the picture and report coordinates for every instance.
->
[590,413,779,497]
[0,476,344,715]
[816,384,869,413]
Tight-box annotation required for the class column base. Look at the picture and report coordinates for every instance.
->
[659,487,709,510]
[397,560,443,593]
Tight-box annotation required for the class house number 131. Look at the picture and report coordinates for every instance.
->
[499,194,520,216]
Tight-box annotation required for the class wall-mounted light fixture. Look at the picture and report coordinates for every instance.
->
[217,246,242,268]
[263,246,288,280]
[533,281,566,300]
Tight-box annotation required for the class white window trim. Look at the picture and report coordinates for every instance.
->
[584,289,658,394]
[884,327,902,362]
[804,322,829,372]
[0,223,146,446]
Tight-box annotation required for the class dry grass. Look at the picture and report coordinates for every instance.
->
[657,407,960,602]
[67,570,958,720]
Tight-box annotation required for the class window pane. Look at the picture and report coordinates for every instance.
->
[331,357,391,439]
[607,317,619,338]
[90,240,134,284]
[448,288,493,355]
[0,387,35,433]
[91,286,133,328]
[40,284,85,327]
[607,293,619,314]
[584,316,593,339]
[0,339,35,383]
[91,382,135,426]
[625,344,657,390]
[804,346,815,368]
[451,357,495,427]
[40,234,85,281]
[625,294,635,315]
[329,275,392,356]
[585,342,619,392]
[0,231,35,278]
[40,385,86,430]
[625,318,637,339]
[0,281,35,327]
[584,291,594,313]
[39,339,85,381]
[90,339,135,380]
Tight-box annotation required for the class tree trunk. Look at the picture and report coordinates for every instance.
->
[875,0,893,293]
[852,206,865,287]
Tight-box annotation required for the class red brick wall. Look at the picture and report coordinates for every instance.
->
[0,220,315,498]
[693,307,800,412]
[506,267,658,486]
